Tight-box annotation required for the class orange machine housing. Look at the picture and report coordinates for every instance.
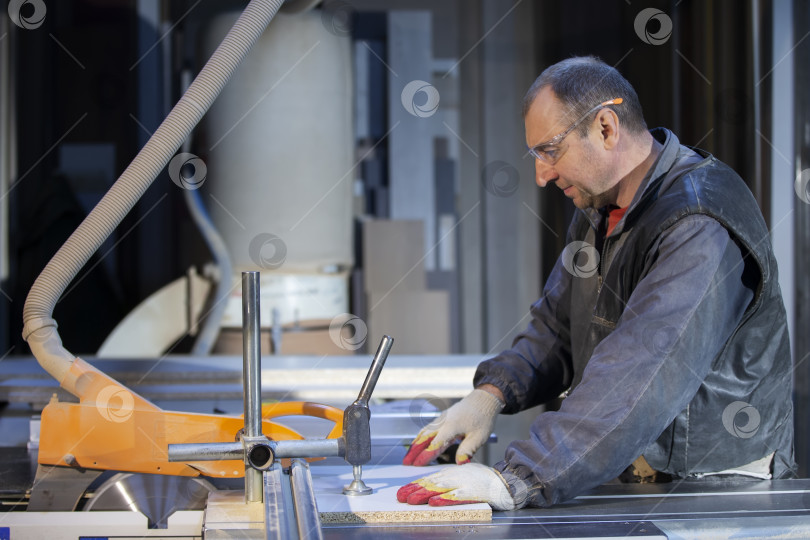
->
[38,357,343,477]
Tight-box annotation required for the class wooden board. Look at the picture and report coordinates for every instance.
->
[311,465,492,524]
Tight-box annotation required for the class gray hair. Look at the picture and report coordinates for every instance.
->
[523,56,648,136]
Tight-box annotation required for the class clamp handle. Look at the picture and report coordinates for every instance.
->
[342,335,393,466]
[355,335,394,407]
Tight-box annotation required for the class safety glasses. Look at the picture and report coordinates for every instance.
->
[527,98,623,165]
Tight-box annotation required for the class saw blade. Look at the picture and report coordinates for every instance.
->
[82,472,214,528]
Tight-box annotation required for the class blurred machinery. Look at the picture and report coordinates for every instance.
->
[99,6,355,359]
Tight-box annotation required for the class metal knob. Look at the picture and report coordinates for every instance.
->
[343,465,373,496]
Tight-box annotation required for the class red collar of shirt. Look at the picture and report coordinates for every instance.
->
[606,206,628,237]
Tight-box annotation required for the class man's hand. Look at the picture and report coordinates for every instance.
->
[396,463,515,510]
[402,387,504,466]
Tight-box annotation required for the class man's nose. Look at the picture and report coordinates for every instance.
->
[535,160,558,188]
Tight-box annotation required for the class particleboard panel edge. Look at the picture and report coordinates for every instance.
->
[311,465,492,524]
[319,508,491,523]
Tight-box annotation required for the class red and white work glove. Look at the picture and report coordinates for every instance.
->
[397,463,516,510]
[402,388,505,466]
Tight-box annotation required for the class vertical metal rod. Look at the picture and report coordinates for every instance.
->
[242,271,263,503]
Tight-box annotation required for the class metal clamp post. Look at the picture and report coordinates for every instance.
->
[242,271,264,503]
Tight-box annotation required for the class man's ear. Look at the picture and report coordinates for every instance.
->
[597,108,620,150]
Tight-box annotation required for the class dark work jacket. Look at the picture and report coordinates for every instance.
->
[474,128,795,508]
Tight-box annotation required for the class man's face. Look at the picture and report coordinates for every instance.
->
[524,87,619,209]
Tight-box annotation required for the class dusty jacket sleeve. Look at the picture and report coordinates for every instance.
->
[494,215,754,508]
[473,247,575,413]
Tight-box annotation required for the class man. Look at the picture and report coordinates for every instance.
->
[397,56,795,510]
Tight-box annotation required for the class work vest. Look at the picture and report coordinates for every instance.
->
[567,145,795,479]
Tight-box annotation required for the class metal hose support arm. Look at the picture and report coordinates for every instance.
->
[185,186,233,356]
[22,0,284,386]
